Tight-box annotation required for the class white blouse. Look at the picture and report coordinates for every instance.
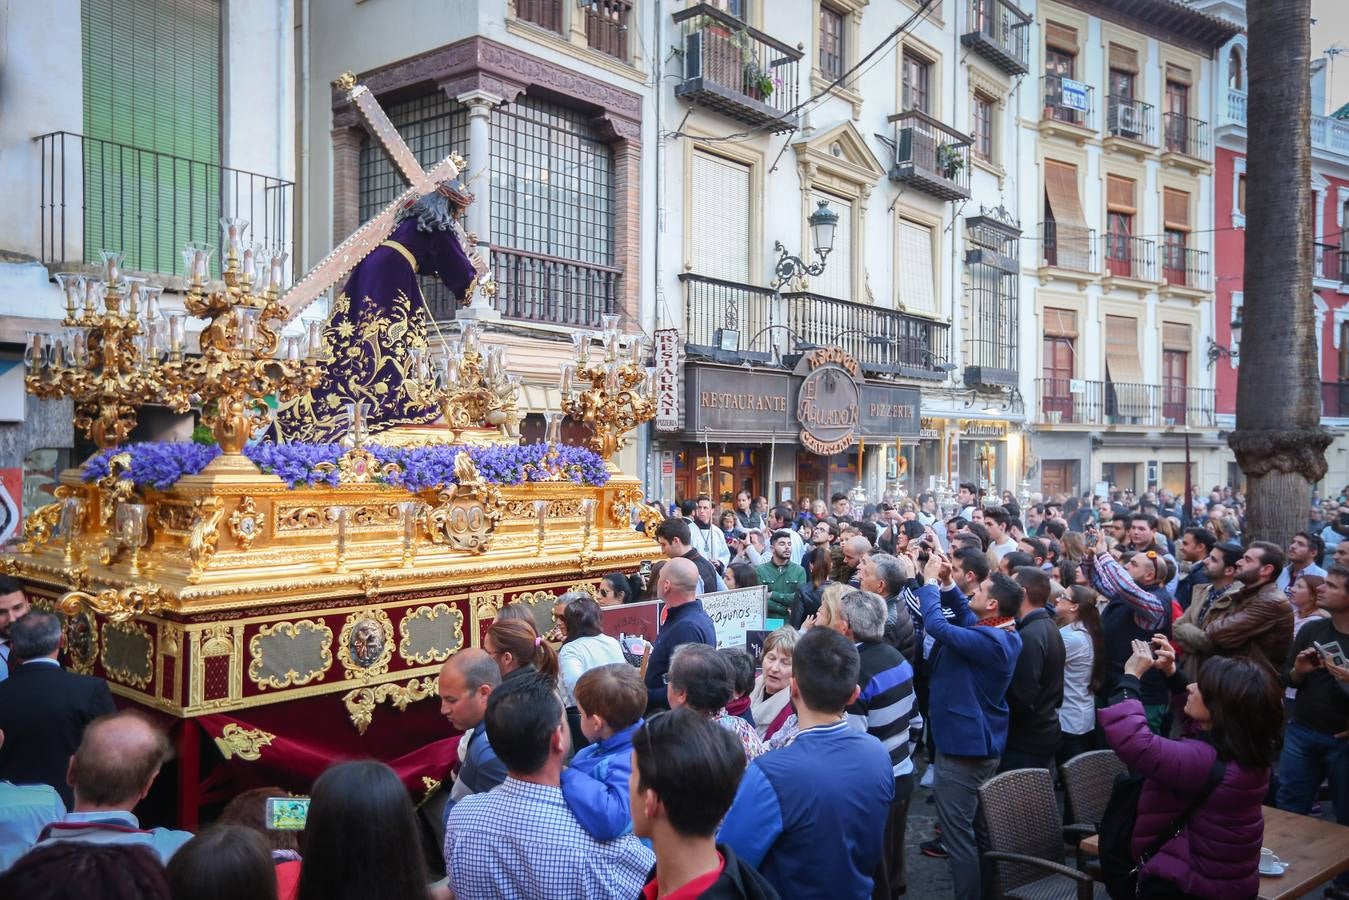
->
[1059,621,1097,736]
[558,633,627,707]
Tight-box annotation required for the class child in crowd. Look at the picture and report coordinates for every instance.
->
[561,663,648,841]
[719,647,757,728]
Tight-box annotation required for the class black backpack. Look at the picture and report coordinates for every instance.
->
[1097,756,1226,899]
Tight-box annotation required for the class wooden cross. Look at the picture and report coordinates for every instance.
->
[278,72,471,323]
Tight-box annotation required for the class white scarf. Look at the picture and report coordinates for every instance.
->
[749,675,793,740]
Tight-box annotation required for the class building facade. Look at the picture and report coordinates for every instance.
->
[0,0,294,534]
[1200,0,1349,494]
[1020,0,1237,500]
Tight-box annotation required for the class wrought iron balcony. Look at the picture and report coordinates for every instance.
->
[887,110,972,201]
[35,131,293,281]
[1314,242,1343,283]
[673,4,802,131]
[1161,245,1210,292]
[1105,95,1156,146]
[960,0,1030,75]
[1163,112,1210,162]
[1037,378,1215,427]
[680,272,777,361]
[785,291,950,379]
[1042,74,1094,130]
[583,0,632,59]
[1039,222,1097,274]
[1102,233,1158,282]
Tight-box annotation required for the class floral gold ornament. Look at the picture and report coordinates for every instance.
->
[249,619,334,690]
[560,317,656,460]
[58,584,167,625]
[337,607,395,679]
[341,676,437,735]
[228,497,266,551]
[404,322,522,444]
[214,723,277,761]
[187,498,224,584]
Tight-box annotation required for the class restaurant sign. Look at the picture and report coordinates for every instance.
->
[653,328,682,432]
[685,366,794,435]
[794,348,861,455]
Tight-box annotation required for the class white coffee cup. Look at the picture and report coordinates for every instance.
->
[1260,848,1277,873]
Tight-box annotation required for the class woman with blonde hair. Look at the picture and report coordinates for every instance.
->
[1059,531,1088,563]
[748,625,799,740]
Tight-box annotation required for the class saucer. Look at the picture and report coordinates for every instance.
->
[1259,860,1287,877]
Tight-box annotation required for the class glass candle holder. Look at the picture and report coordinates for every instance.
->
[99,249,125,286]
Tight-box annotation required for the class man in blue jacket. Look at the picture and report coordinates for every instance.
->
[437,649,507,826]
[718,627,895,899]
[644,556,716,709]
[917,554,1022,900]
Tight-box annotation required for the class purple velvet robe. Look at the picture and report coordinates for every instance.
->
[265,217,476,443]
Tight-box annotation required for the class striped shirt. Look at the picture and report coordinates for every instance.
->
[846,641,915,778]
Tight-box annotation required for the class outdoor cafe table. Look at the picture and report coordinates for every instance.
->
[1078,806,1349,900]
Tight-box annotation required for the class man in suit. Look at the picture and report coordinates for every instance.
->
[0,576,31,682]
[0,612,115,806]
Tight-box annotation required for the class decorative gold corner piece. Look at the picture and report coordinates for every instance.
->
[227,496,266,551]
[187,498,225,584]
[342,676,438,735]
[58,584,166,625]
[333,71,358,93]
[215,723,277,761]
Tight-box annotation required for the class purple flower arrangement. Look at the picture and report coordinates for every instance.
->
[81,441,609,492]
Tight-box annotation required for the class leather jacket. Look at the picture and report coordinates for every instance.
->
[1173,579,1293,671]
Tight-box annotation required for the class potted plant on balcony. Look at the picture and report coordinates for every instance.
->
[937,143,964,181]
[744,59,775,100]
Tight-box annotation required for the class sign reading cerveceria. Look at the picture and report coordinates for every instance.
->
[794,348,861,455]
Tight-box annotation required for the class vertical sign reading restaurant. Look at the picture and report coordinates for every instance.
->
[653,328,681,431]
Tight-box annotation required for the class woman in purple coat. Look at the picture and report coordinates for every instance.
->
[1099,637,1282,898]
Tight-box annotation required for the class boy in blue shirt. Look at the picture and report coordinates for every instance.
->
[561,662,647,840]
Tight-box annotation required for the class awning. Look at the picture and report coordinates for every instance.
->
[1164,188,1191,230]
[1046,21,1078,53]
[1162,322,1191,352]
[1105,315,1149,418]
[1045,160,1092,270]
[1109,44,1139,74]
[1107,175,1136,214]
[1043,307,1078,339]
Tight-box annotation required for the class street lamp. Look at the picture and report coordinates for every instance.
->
[770,200,839,290]
[1205,309,1243,368]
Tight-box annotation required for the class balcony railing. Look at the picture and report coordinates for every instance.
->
[1224,88,1349,156]
[785,291,950,376]
[1314,242,1343,283]
[1323,382,1349,418]
[960,0,1030,75]
[584,0,631,59]
[517,0,563,33]
[1042,74,1094,129]
[35,131,293,281]
[680,273,776,358]
[1163,112,1211,161]
[888,110,972,201]
[1103,233,1157,281]
[434,246,620,328]
[1161,245,1210,291]
[1038,378,1215,427]
[1106,95,1156,145]
[1040,222,1097,273]
[673,4,802,131]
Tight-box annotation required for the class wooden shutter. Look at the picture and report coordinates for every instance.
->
[811,189,852,301]
[1043,307,1078,338]
[1166,64,1193,86]
[1045,21,1078,53]
[1164,188,1191,230]
[1104,315,1145,384]
[1109,44,1139,74]
[1162,322,1191,351]
[897,219,936,314]
[690,150,751,283]
[1107,175,1136,214]
[1045,160,1089,230]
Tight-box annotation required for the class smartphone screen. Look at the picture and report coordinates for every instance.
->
[265,797,310,830]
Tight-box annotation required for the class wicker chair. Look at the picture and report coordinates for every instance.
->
[978,767,1103,900]
[1061,750,1127,830]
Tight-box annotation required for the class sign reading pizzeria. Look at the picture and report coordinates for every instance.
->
[794,348,862,455]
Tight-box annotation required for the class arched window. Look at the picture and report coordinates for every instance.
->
[1227,46,1244,90]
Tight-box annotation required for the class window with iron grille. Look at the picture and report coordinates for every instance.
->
[358,92,469,222]
[964,218,1018,372]
[819,5,845,81]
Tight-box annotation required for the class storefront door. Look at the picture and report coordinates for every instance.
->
[675,447,761,506]
[1040,459,1078,497]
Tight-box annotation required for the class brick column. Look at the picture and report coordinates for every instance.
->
[330,126,364,244]
[612,139,641,330]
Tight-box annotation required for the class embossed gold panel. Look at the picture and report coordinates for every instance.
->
[248,619,333,689]
[398,603,464,665]
[102,620,154,689]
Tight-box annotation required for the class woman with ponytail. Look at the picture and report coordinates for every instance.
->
[484,617,560,682]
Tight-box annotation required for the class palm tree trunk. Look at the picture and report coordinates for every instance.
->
[1227,0,1329,548]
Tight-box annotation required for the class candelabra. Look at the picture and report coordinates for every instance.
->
[559,315,655,461]
[157,218,327,471]
[24,252,164,449]
[406,322,522,442]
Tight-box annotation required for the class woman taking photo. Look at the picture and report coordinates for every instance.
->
[557,592,626,748]
[747,625,798,741]
[1054,584,1105,762]
[484,617,560,682]
[1099,637,1280,898]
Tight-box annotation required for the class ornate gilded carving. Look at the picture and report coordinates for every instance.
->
[424,455,501,555]
[470,590,504,631]
[228,496,266,551]
[333,70,358,93]
[96,454,136,528]
[58,585,167,625]
[275,503,400,531]
[342,676,437,735]
[155,501,197,534]
[214,723,277,761]
[249,619,333,690]
[275,506,326,531]
[399,603,465,664]
[359,572,385,599]
[567,582,597,599]
[19,501,61,553]
[337,607,395,679]
[322,447,400,485]
[101,619,154,689]
[63,609,99,675]
[187,498,225,584]
[503,498,586,520]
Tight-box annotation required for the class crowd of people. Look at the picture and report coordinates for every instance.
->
[0,478,1347,899]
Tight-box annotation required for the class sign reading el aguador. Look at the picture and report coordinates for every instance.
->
[795,348,861,455]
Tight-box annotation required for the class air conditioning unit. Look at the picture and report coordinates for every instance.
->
[1111,102,1142,139]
